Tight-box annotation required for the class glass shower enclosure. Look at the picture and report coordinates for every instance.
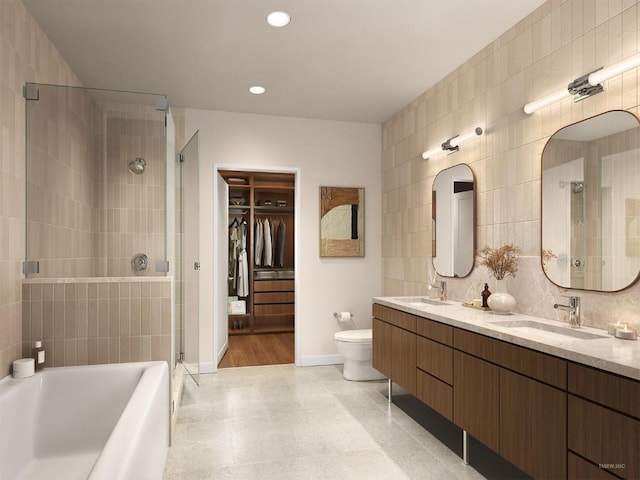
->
[22,83,195,373]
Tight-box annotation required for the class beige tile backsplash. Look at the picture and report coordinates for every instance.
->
[22,278,172,367]
[381,0,640,331]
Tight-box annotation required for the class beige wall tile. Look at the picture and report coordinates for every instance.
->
[382,0,640,331]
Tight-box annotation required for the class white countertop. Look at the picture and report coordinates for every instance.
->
[374,297,640,381]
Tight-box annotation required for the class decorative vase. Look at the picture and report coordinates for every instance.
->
[487,279,516,314]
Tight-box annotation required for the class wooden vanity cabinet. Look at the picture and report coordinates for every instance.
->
[416,317,453,420]
[372,304,416,395]
[567,363,640,480]
[453,328,567,479]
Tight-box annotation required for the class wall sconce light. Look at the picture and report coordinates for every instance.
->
[523,52,640,114]
[421,127,483,160]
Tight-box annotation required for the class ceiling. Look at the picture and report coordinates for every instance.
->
[23,0,546,124]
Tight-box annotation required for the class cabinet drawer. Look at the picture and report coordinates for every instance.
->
[416,317,452,345]
[453,328,566,389]
[568,452,619,480]
[254,304,294,315]
[568,362,640,418]
[254,280,294,292]
[372,304,416,332]
[254,292,294,304]
[568,395,640,480]
[416,336,452,384]
[416,369,453,421]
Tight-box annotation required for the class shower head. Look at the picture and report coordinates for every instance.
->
[128,157,146,175]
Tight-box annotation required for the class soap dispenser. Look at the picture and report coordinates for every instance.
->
[481,283,491,308]
[33,340,45,371]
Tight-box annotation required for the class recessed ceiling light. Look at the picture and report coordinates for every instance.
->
[249,86,266,95]
[266,11,291,27]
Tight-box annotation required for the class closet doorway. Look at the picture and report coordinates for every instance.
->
[218,170,296,368]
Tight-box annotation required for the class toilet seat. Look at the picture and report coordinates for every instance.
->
[334,329,372,343]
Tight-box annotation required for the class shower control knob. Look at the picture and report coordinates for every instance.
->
[194,262,201,271]
[573,259,582,267]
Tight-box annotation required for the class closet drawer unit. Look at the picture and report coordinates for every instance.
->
[253,314,294,329]
[254,304,294,316]
[254,280,294,292]
[254,292,295,304]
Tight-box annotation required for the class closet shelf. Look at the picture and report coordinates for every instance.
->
[254,206,294,214]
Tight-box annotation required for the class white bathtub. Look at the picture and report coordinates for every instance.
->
[0,361,169,480]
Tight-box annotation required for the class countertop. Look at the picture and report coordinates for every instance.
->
[374,296,640,381]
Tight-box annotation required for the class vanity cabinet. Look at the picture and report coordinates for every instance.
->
[372,304,416,395]
[416,317,453,420]
[373,303,576,479]
[567,363,640,480]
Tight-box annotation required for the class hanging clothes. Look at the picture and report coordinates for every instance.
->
[254,217,263,266]
[275,217,286,268]
[263,218,273,267]
[237,220,249,297]
[228,218,240,287]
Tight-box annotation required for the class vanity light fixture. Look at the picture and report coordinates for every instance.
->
[266,11,291,27]
[421,127,484,160]
[524,52,640,114]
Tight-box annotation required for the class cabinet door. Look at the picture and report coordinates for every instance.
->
[372,318,392,378]
[500,368,567,479]
[453,351,499,452]
[569,395,640,480]
[391,325,416,394]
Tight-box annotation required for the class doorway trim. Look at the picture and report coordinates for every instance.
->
[213,164,302,368]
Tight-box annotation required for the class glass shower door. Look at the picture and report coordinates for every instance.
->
[179,132,200,383]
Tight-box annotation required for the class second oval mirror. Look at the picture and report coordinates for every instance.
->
[541,110,640,292]
[432,163,475,278]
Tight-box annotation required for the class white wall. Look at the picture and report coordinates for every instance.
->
[184,109,382,370]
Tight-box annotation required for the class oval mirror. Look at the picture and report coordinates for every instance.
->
[541,110,640,292]
[432,163,475,278]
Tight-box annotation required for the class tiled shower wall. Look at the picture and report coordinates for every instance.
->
[98,104,166,277]
[22,278,172,367]
[0,0,85,377]
[381,0,640,331]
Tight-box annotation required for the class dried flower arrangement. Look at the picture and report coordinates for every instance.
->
[541,248,556,274]
[477,244,521,280]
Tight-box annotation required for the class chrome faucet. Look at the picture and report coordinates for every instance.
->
[439,281,447,302]
[554,295,581,328]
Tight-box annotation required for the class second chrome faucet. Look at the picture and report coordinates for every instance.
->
[554,295,581,328]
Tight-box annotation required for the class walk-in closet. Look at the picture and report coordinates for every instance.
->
[219,170,295,367]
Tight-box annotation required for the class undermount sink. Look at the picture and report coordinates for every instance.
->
[393,297,452,306]
[488,320,608,340]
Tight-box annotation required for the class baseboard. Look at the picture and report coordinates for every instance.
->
[299,354,344,367]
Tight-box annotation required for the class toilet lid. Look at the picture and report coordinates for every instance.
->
[334,329,372,343]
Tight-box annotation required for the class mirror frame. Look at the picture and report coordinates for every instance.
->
[431,163,476,278]
[540,109,640,293]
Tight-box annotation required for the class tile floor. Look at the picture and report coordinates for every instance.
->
[162,364,506,480]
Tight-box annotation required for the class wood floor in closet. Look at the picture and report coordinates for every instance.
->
[218,333,294,368]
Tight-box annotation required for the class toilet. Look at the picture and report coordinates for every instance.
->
[334,329,387,381]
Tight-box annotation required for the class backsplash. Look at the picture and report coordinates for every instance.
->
[381,0,640,333]
[22,278,172,367]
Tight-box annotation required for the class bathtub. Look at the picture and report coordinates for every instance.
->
[0,361,169,480]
